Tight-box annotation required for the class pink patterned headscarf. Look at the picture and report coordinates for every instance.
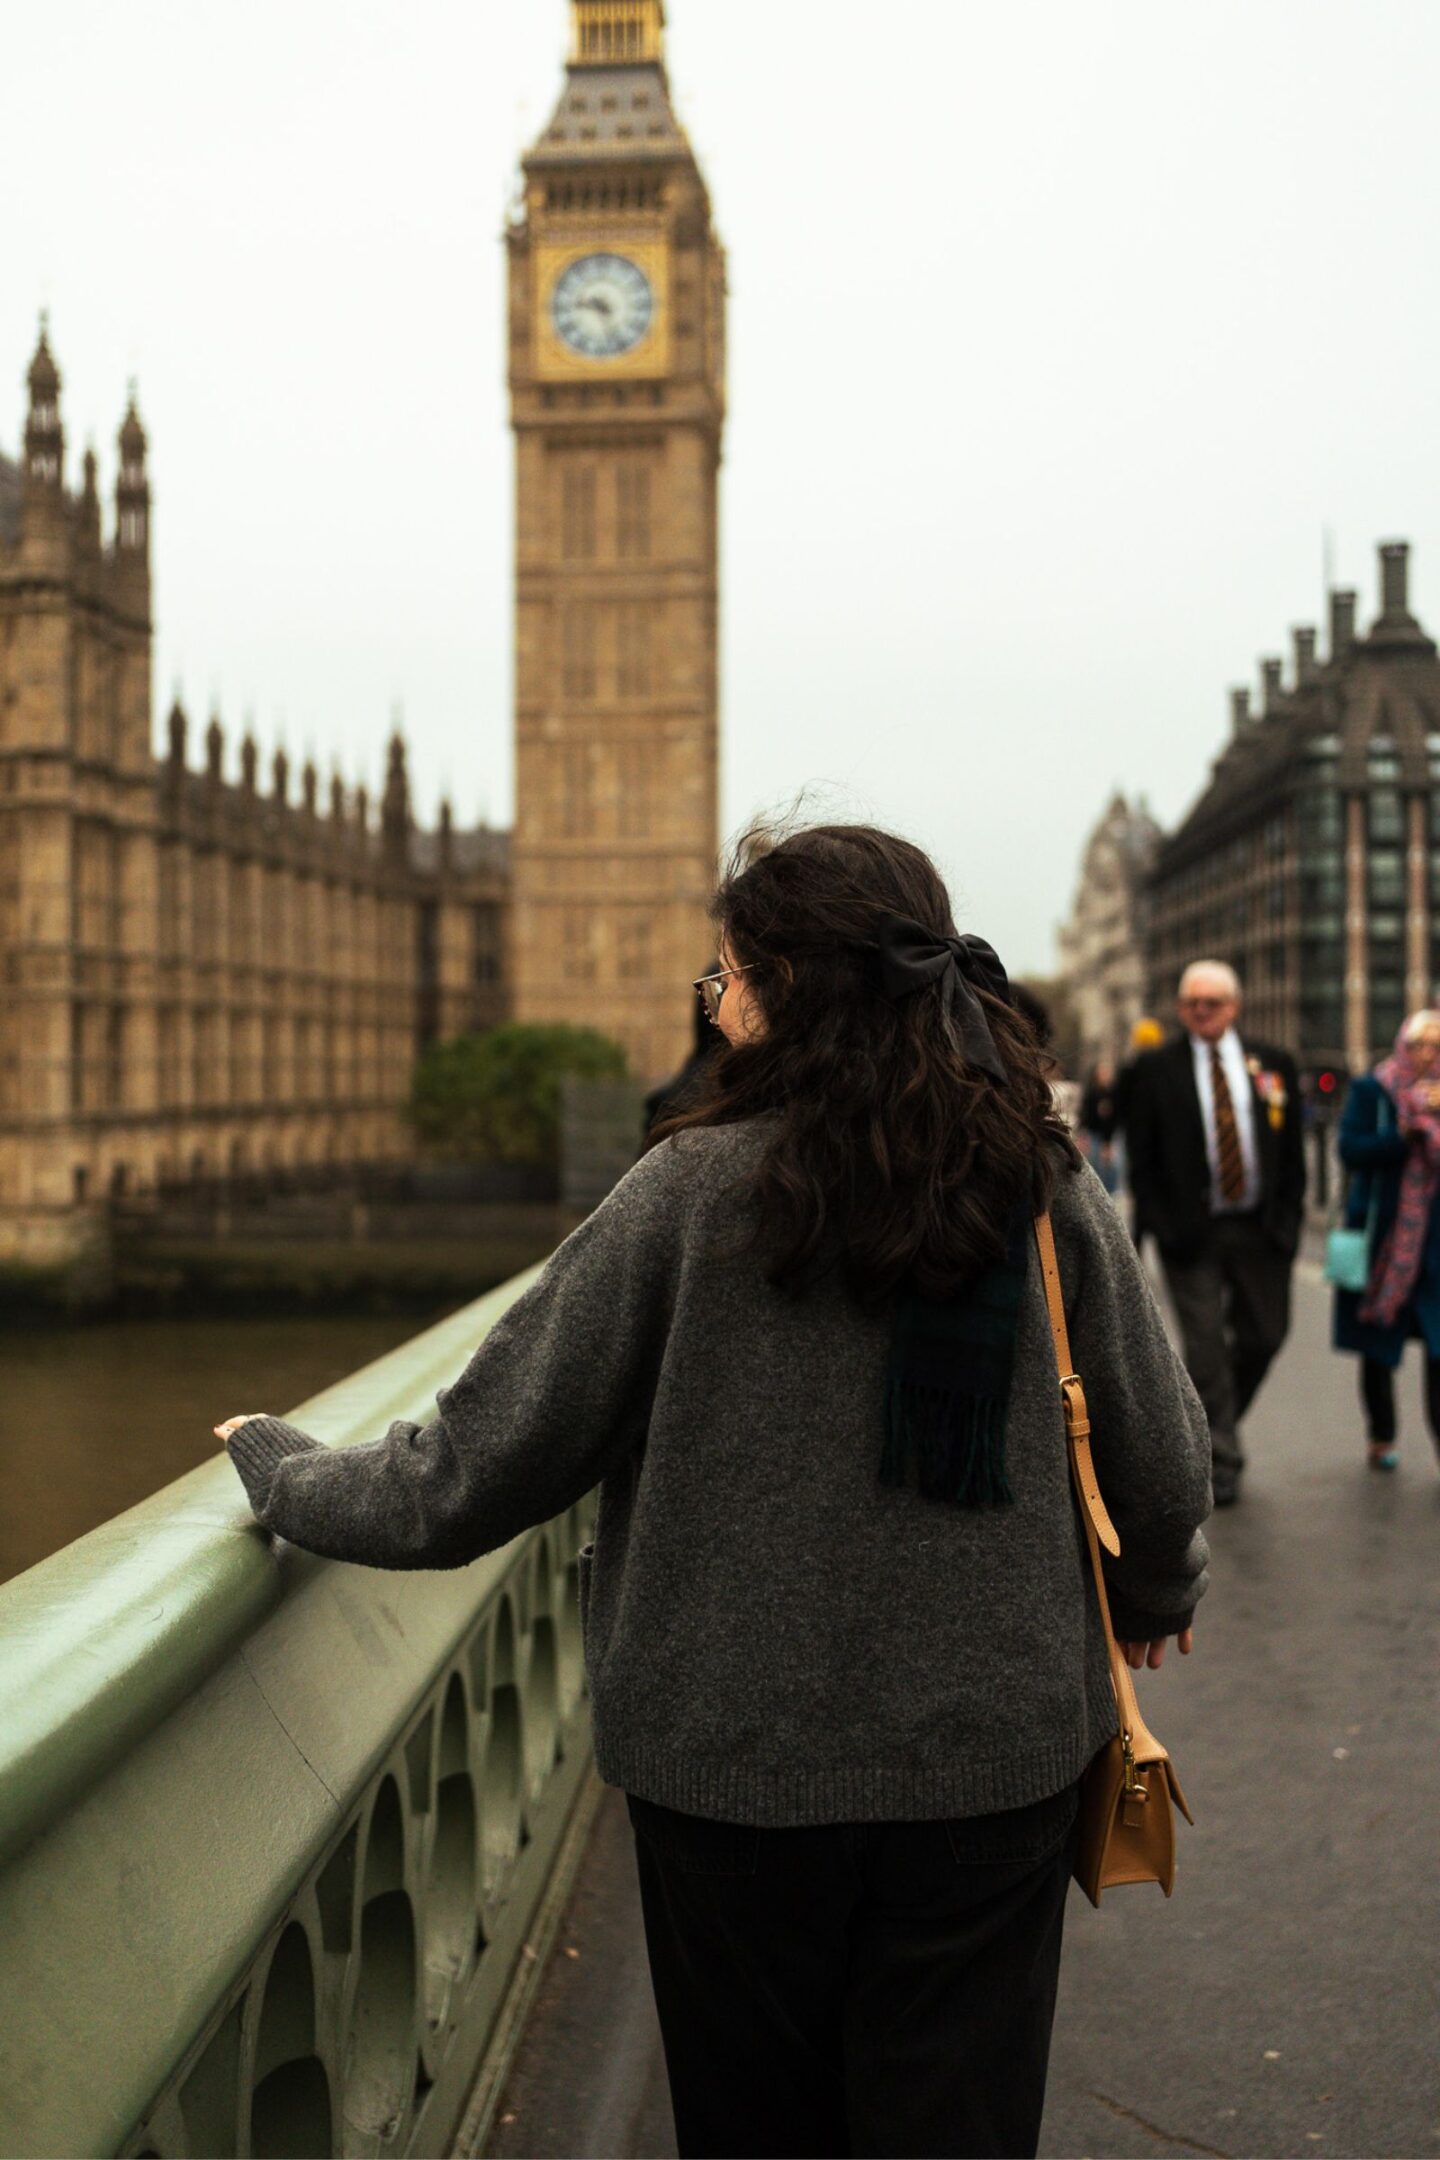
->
[1359,1012,1440,1327]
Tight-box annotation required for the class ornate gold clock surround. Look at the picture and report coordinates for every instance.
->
[534,239,672,381]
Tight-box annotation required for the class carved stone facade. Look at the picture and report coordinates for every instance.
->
[0,328,507,1275]
[1056,793,1164,1069]
[507,0,725,1081]
[1144,544,1440,1073]
[0,2,726,1280]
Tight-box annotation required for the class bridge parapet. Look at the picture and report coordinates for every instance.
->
[0,1267,594,2159]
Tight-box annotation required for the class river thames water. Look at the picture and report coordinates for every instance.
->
[0,1306,451,1586]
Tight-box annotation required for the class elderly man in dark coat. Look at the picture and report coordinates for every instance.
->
[1126,961,1306,1505]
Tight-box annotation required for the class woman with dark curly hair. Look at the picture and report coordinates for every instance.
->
[219,820,1210,2160]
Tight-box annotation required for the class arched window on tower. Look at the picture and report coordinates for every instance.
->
[615,461,652,559]
[562,463,598,559]
[562,604,598,701]
[561,745,595,839]
[616,603,652,697]
[617,743,652,839]
[562,908,593,983]
[617,912,650,981]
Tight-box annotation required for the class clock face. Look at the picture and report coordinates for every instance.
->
[552,253,654,358]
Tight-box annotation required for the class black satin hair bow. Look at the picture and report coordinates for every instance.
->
[872,914,1012,1081]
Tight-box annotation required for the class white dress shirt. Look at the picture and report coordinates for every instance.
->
[1190,1026,1261,1214]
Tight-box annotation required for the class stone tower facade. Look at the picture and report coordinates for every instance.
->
[0,327,157,1271]
[1056,793,1164,1068]
[0,326,508,1281]
[509,0,725,1080]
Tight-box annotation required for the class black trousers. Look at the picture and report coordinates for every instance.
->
[1360,1354,1440,1446]
[1161,1211,1293,1480]
[628,1784,1080,2160]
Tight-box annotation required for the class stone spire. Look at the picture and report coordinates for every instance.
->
[115,386,149,557]
[78,445,101,549]
[23,317,63,490]
[382,729,412,864]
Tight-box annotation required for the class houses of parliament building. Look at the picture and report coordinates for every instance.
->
[0,0,724,1279]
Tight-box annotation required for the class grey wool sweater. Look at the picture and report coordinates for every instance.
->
[228,1126,1211,1828]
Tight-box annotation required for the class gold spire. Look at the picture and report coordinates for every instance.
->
[569,0,665,66]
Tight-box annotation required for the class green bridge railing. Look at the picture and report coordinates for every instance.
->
[0,1266,597,2160]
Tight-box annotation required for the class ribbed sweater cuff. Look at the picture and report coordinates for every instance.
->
[1107,1597,1196,1644]
[226,1416,324,1513]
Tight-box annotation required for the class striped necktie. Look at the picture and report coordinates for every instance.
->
[1210,1044,1247,1205]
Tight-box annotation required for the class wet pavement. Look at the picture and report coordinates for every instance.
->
[488,1255,1440,2159]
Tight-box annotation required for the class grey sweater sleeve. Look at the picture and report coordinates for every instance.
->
[1053,1164,1212,1641]
[226,1142,691,1569]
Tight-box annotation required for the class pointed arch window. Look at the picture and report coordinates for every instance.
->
[617,743,652,838]
[616,604,653,697]
[561,745,595,838]
[562,604,598,701]
[562,464,598,559]
[615,461,652,558]
[617,912,651,981]
[562,908,594,982]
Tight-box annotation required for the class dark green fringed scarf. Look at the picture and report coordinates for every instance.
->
[881,1203,1030,1507]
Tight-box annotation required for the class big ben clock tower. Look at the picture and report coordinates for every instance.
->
[509,0,725,1081]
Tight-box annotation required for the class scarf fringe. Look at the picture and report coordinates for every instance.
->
[882,1379,1015,1507]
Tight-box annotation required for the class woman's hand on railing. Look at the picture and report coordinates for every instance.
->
[1118,1627,1193,1672]
[213,1415,270,1442]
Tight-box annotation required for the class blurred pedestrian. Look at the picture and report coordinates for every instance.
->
[1114,1018,1166,1247]
[1125,960,1305,1506]
[1333,1009,1440,1473]
[219,820,1209,2160]
[1078,1060,1121,1195]
[1114,1016,1165,1132]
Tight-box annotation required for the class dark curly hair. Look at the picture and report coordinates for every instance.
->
[656,820,1074,1304]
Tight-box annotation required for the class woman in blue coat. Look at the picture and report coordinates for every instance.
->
[1334,1010,1440,1469]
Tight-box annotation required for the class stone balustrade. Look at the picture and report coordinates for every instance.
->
[0,1266,594,2158]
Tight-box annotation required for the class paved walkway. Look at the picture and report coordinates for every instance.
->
[489,1257,1440,2158]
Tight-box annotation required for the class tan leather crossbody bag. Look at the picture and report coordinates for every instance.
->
[1034,1212,1194,1905]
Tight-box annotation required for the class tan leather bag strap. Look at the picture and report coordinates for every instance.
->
[1033,1212,1158,1757]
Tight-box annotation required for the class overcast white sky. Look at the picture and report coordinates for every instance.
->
[6,0,1439,972]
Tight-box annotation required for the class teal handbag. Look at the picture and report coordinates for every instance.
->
[1323,1095,1391,1293]
[1324,1223,1372,1293]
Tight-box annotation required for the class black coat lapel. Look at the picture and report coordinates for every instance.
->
[1168,1035,1206,1161]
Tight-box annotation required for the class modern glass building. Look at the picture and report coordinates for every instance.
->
[1145,543,1440,1074]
